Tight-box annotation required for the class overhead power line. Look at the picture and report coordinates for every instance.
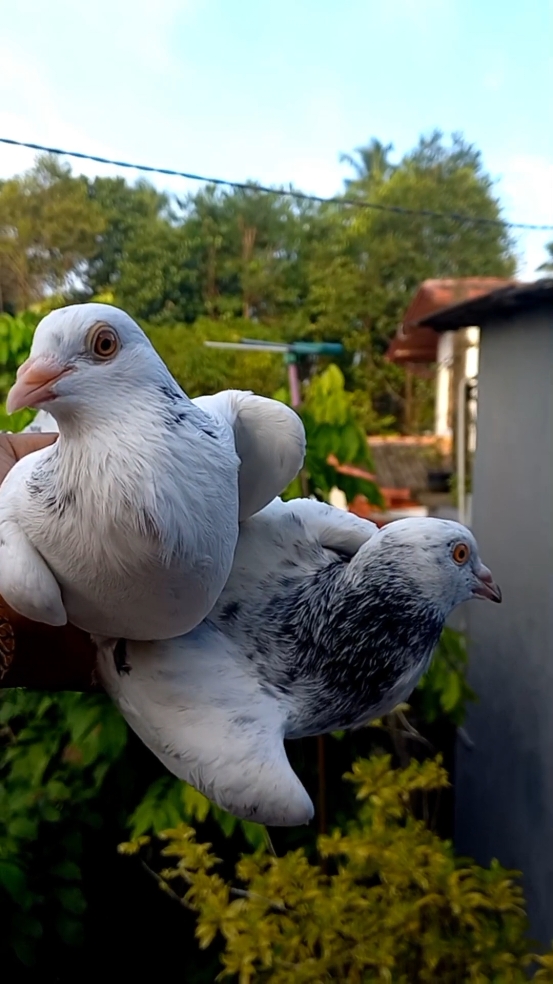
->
[1,135,552,232]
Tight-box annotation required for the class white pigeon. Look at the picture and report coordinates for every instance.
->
[0,303,305,638]
[96,498,501,826]
[22,395,305,526]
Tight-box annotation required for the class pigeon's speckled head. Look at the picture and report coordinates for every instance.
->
[359,517,501,613]
[6,303,171,422]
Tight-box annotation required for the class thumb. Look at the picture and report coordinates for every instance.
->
[0,432,58,484]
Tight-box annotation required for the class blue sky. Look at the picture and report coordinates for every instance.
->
[1,0,552,275]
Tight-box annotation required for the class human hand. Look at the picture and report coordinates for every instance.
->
[0,430,97,691]
[0,431,58,485]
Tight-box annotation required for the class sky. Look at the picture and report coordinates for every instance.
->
[1,0,552,276]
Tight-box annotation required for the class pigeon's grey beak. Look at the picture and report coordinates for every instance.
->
[473,564,502,603]
[6,357,72,413]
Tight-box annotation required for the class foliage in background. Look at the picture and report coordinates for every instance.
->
[280,364,382,505]
[146,317,288,399]
[120,755,553,983]
[416,626,476,727]
[0,613,478,972]
[1,131,517,433]
[0,156,105,311]
[0,691,127,965]
[0,312,38,432]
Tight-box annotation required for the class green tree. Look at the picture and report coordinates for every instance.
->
[304,131,516,431]
[177,184,314,324]
[280,364,382,504]
[538,241,553,274]
[84,177,171,296]
[112,221,204,323]
[0,156,105,311]
[340,137,396,191]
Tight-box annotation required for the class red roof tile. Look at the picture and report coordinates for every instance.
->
[387,278,520,364]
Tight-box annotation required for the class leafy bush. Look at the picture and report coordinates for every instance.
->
[121,755,553,983]
[280,364,382,505]
[145,316,288,400]
[0,312,39,432]
[416,626,476,727]
[0,691,127,964]
[0,622,478,969]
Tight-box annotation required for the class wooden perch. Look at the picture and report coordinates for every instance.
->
[0,597,99,692]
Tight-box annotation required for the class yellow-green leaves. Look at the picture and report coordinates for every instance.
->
[122,755,552,983]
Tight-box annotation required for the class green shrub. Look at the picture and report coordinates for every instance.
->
[0,311,39,432]
[121,755,553,983]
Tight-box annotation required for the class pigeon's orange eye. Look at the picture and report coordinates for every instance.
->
[91,326,119,360]
[452,542,470,565]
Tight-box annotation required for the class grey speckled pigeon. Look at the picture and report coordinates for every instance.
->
[96,497,501,826]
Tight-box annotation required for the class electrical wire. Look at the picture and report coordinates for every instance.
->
[1,136,552,232]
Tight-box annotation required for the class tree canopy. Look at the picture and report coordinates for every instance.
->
[0,131,516,431]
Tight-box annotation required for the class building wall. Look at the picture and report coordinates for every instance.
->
[465,327,479,454]
[455,306,553,944]
[435,331,454,438]
[434,327,479,450]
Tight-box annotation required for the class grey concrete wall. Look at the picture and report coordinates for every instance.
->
[455,307,553,945]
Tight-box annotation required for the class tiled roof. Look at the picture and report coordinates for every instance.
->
[387,278,520,364]
[416,278,553,330]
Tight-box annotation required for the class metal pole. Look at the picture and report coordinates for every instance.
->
[287,358,302,409]
[457,377,467,525]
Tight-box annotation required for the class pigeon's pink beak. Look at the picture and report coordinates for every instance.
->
[6,357,72,414]
[473,564,502,603]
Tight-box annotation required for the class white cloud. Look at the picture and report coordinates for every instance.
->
[0,45,124,179]
[494,154,553,277]
[0,0,200,182]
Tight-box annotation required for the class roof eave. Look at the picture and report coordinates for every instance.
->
[418,279,553,331]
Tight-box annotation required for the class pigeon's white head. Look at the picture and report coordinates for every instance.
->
[367,517,501,612]
[6,303,171,424]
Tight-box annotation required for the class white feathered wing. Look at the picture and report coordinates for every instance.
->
[97,498,378,826]
[192,391,305,520]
